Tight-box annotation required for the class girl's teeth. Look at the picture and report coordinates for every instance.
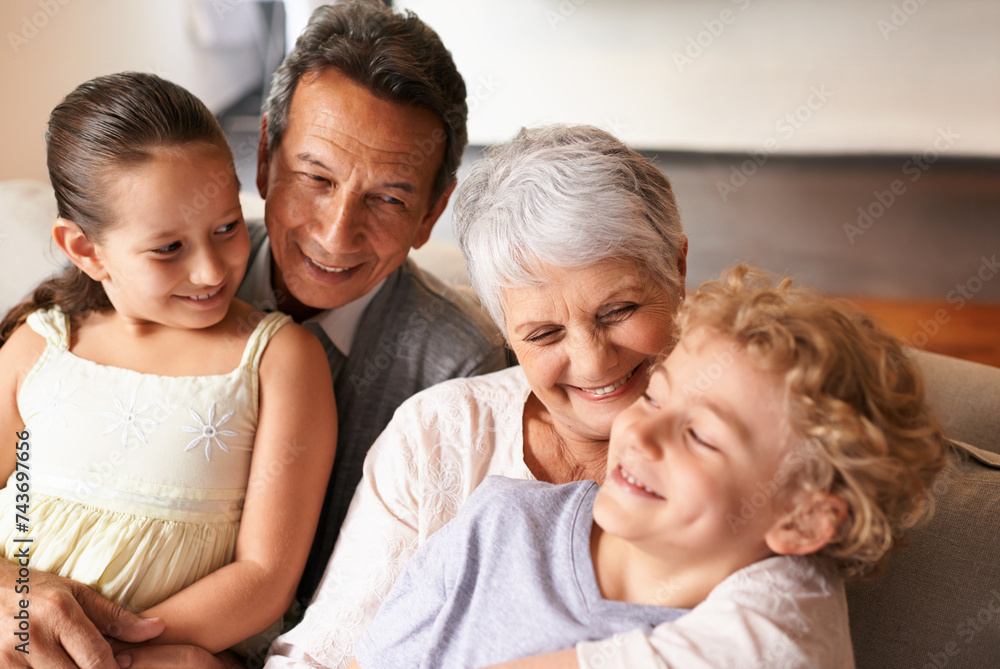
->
[582,369,634,396]
[190,288,221,301]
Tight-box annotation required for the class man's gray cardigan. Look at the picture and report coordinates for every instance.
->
[241,223,508,605]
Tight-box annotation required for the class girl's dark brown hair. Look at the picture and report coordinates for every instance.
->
[0,72,233,346]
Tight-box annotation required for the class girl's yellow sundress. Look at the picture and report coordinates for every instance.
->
[0,306,290,612]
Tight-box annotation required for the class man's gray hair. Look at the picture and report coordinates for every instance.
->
[455,124,686,331]
[264,1,467,202]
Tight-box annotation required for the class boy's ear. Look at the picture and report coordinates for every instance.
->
[765,492,847,556]
[52,218,109,282]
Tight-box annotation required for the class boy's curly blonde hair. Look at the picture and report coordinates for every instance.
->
[677,266,949,580]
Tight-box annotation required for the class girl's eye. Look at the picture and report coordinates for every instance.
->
[216,220,239,234]
[151,242,181,255]
[641,392,660,408]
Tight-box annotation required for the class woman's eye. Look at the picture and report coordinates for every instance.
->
[151,242,181,255]
[598,304,637,322]
[526,328,561,343]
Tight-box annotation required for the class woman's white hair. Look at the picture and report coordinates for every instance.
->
[454,124,686,331]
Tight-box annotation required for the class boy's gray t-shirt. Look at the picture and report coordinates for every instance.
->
[355,476,688,669]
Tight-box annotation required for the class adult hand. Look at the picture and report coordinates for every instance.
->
[0,560,164,668]
[114,645,244,669]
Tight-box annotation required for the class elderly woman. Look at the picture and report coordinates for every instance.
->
[263,124,686,669]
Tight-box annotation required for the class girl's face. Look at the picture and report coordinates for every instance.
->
[593,328,796,574]
[91,144,249,330]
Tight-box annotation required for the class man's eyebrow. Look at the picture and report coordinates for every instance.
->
[382,182,414,194]
[296,153,329,170]
[294,153,414,193]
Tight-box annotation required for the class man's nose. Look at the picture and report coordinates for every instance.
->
[315,189,366,249]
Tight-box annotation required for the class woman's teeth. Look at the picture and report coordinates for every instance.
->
[581,369,635,396]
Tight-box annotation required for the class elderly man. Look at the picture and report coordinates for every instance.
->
[0,3,504,668]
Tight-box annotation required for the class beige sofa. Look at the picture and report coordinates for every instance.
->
[1,179,998,667]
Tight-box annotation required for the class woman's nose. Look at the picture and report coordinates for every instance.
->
[571,334,620,384]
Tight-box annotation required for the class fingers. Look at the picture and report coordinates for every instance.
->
[75,585,164,643]
[115,645,245,669]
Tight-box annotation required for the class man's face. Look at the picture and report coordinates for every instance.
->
[257,68,451,318]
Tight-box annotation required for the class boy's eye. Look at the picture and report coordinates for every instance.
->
[216,220,239,234]
[687,428,717,451]
[641,392,660,408]
[151,241,181,255]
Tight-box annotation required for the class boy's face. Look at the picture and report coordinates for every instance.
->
[593,327,799,575]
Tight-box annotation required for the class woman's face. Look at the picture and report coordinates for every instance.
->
[503,258,681,444]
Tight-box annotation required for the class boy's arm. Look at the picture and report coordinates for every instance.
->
[489,557,852,669]
[141,322,336,651]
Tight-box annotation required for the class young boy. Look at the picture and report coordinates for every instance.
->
[350,266,949,669]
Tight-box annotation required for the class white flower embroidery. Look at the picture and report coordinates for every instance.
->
[31,378,80,428]
[101,392,156,446]
[422,459,464,520]
[180,402,239,461]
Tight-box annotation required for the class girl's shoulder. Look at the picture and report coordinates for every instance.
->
[0,320,49,388]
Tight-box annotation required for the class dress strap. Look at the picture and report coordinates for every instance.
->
[24,306,70,350]
[238,311,292,370]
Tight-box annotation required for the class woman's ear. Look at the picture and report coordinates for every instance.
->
[52,218,109,281]
[765,492,847,556]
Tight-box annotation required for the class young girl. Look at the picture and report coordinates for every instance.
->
[0,72,336,655]
[350,266,949,669]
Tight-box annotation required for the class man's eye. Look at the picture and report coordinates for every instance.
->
[151,242,181,255]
